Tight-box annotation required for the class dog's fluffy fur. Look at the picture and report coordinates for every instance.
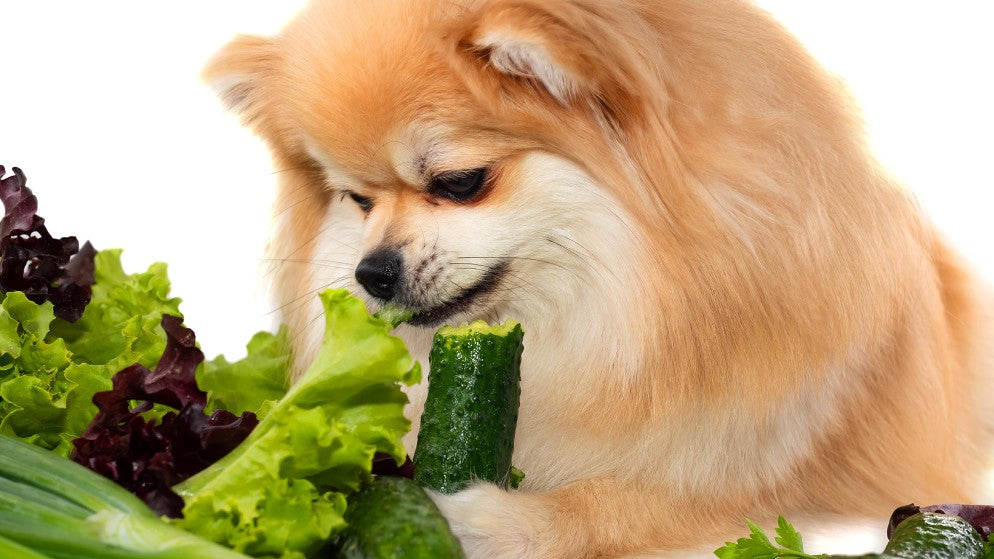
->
[205,0,994,556]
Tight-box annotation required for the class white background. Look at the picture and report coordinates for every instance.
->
[1,1,992,361]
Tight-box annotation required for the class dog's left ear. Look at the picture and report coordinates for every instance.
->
[450,0,639,111]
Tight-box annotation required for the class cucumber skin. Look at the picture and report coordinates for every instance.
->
[413,322,524,494]
[330,476,465,559]
[882,513,983,559]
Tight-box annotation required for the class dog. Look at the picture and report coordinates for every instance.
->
[203,0,994,556]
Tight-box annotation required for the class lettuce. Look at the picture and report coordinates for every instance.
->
[175,289,420,558]
[50,248,182,371]
[199,326,291,416]
[0,249,182,456]
[0,165,95,322]
[71,314,260,518]
[0,290,84,454]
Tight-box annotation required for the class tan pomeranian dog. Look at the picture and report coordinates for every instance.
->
[204,0,994,556]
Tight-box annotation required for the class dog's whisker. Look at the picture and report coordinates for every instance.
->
[446,265,538,293]
[268,163,318,177]
[262,222,361,280]
[544,236,584,260]
[286,306,330,352]
[453,255,595,291]
[261,221,336,278]
[263,276,351,318]
[272,188,328,218]
[259,257,355,271]
[452,254,574,273]
[544,236,622,288]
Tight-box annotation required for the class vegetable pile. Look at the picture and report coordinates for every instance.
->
[0,166,429,558]
[0,167,183,457]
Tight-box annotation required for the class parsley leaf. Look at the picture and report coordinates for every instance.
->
[714,517,829,559]
[775,515,805,552]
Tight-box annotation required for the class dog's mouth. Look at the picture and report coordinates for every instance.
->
[407,260,509,327]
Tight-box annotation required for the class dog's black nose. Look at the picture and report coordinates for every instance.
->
[355,249,402,300]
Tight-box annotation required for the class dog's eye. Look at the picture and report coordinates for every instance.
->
[429,168,488,202]
[345,191,373,213]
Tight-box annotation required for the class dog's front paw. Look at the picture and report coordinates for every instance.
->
[430,483,550,559]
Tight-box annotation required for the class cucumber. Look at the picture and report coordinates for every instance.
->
[327,476,464,559]
[328,319,523,556]
[413,320,524,494]
[882,512,984,559]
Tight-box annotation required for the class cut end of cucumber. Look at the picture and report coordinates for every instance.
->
[438,320,522,338]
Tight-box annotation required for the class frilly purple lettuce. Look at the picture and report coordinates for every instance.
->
[0,166,94,322]
[71,315,258,518]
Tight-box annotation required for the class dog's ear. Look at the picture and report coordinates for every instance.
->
[450,0,638,110]
[201,35,280,130]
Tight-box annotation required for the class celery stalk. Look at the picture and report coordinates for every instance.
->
[0,534,51,559]
[0,501,94,536]
[0,435,251,559]
[0,476,91,519]
[0,434,145,515]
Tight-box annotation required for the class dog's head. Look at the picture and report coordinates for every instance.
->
[204,0,671,369]
[204,0,893,419]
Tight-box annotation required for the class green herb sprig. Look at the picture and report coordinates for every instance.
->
[715,516,828,559]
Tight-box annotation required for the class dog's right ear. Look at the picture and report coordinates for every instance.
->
[201,34,280,131]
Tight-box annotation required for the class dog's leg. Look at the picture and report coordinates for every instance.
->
[431,477,734,559]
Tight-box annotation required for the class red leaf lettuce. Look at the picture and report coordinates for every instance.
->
[71,315,258,518]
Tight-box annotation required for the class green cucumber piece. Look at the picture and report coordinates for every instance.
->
[413,320,524,494]
[883,513,983,559]
[329,476,464,559]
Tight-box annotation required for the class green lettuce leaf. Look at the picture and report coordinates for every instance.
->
[0,291,98,455]
[175,289,420,558]
[199,326,292,416]
[0,249,183,456]
[50,248,182,371]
